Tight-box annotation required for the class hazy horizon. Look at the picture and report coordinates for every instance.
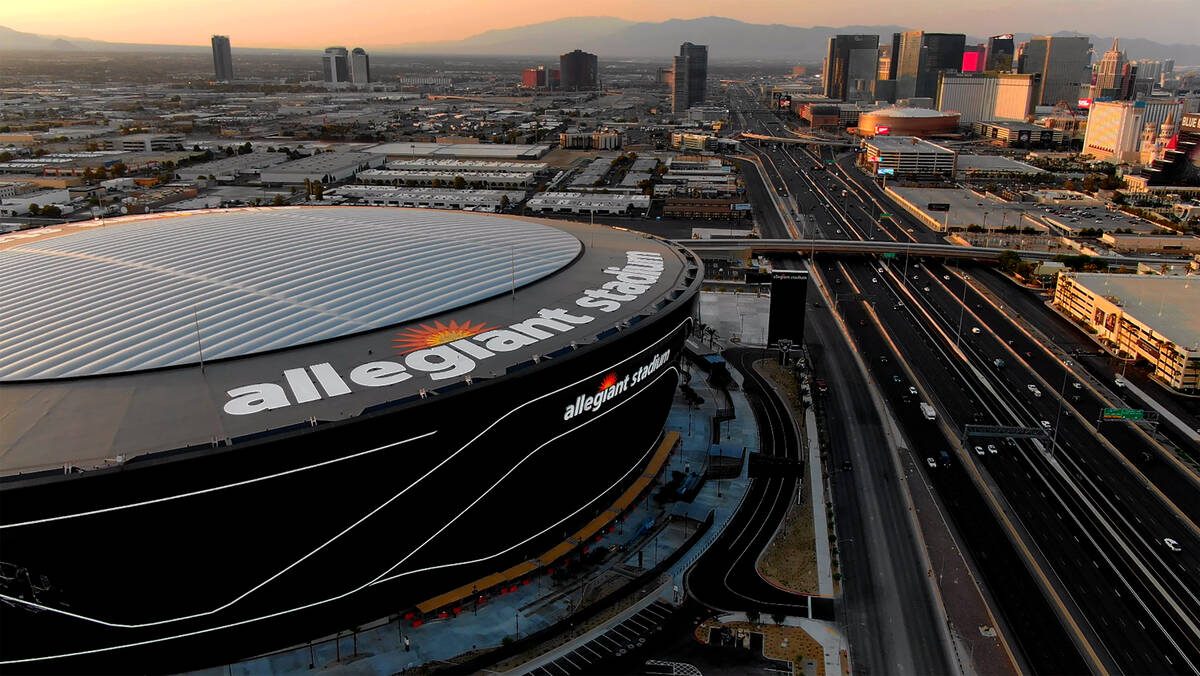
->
[6,0,1199,49]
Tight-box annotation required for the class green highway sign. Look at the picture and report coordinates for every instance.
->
[1102,408,1144,420]
[879,212,891,218]
[826,160,834,164]
[881,252,897,259]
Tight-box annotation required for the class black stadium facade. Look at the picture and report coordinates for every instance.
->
[0,207,702,671]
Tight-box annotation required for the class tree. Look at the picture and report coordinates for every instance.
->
[27,203,40,216]
[499,194,510,210]
[997,250,1022,273]
[41,205,62,218]
[110,162,128,177]
[431,178,443,188]
[239,142,253,155]
[452,175,466,190]
[1082,175,1096,193]
[313,181,324,200]
[272,194,285,206]
[1063,179,1077,191]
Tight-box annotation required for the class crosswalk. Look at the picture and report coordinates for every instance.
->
[520,601,675,676]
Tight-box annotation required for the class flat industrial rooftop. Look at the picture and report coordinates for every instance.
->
[0,207,699,476]
[1069,272,1200,351]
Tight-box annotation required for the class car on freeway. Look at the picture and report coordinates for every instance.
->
[926,457,938,468]
[1041,420,1052,430]
[816,379,828,393]
[908,386,918,395]
[971,327,981,334]
[892,375,902,383]
[1163,538,1182,552]
[841,460,853,471]
[1114,377,1126,388]
[974,445,985,456]
[1072,382,1082,390]
[943,275,950,280]
[923,286,930,292]
[871,277,877,283]
[987,444,998,454]
[879,355,889,363]
[1027,384,1042,397]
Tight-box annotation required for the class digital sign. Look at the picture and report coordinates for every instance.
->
[1078,98,1093,109]
[875,125,890,135]
[877,168,895,176]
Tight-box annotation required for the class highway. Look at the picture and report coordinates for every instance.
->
[724,86,1200,674]
[725,92,958,676]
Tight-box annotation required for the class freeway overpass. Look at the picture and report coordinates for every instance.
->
[677,238,1183,266]
[736,132,858,148]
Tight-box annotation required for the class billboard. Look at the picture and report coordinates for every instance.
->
[875,125,890,135]
[731,202,752,211]
[1078,98,1093,109]
[876,168,895,176]
[927,203,950,212]
[768,269,808,345]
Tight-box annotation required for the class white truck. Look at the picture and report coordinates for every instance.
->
[920,402,936,421]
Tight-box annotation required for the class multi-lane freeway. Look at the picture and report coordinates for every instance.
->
[723,85,1200,675]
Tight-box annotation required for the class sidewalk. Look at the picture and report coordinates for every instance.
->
[194,360,758,676]
[1122,378,1200,444]
[805,408,834,597]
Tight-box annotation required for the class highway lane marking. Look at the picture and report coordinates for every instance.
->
[1012,437,1200,671]
[845,260,1114,675]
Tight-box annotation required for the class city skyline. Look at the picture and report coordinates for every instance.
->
[5,0,1200,49]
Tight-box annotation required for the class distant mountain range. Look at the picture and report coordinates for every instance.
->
[3,18,1200,64]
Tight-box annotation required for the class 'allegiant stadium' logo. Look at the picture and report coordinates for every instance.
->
[222,251,667,416]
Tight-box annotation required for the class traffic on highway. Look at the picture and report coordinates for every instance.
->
[720,84,1200,675]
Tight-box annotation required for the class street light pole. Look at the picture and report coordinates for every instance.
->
[1050,361,1072,458]
[955,275,970,347]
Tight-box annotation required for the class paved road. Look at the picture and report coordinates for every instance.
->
[807,300,953,676]
[684,348,833,621]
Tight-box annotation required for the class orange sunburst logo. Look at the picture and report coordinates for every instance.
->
[393,319,492,353]
[598,372,619,391]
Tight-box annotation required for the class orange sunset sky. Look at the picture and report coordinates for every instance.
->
[3,0,1193,47]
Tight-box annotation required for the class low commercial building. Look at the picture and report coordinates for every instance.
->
[125,186,199,214]
[175,152,291,182]
[1053,272,1200,392]
[101,134,186,152]
[886,186,1041,231]
[558,130,622,150]
[258,152,385,185]
[861,136,957,177]
[364,142,550,160]
[669,133,738,152]
[357,169,535,189]
[663,198,751,220]
[525,192,650,215]
[973,121,1065,147]
[1098,232,1200,254]
[336,185,524,211]
[954,154,1046,180]
[384,158,548,174]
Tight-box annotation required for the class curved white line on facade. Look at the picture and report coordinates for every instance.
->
[0,431,438,530]
[0,364,679,664]
[0,318,690,639]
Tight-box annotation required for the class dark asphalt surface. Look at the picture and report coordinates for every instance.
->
[730,93,954,676]
[684,347,833,621]
[774,113,1200,672]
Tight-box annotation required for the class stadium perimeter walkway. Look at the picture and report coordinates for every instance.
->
[193,362,756,676]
